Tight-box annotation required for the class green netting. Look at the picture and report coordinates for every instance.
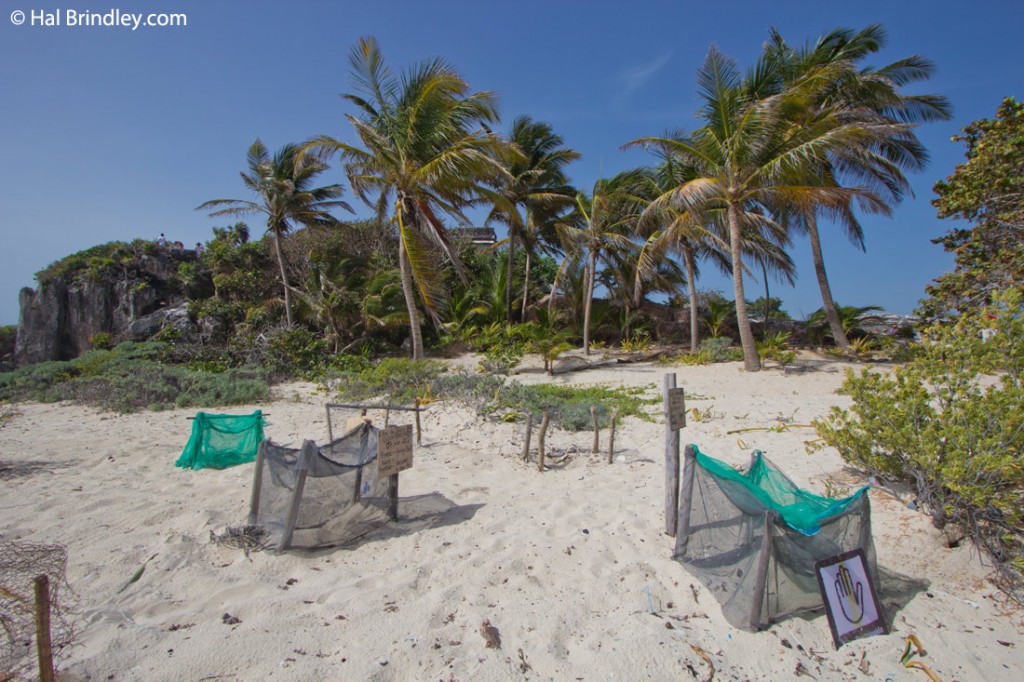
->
[175,411,266,470]
[693,446,868,535]
[676,444,877,630]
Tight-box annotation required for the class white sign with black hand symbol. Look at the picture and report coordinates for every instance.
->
[815,549,887,648]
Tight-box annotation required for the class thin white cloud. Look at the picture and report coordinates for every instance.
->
[620,52,673,95]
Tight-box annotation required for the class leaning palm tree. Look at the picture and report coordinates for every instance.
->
[553,171,646,355]
[483,116,580,321]
[302,36,505,359]
[198,139,351,326]
[635,156,797,352]
[761,25,951,348]
[626,47,888,370]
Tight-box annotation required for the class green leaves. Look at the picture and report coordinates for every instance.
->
[814,290,1024,596]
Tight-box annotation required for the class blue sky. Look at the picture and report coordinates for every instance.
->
[2,0,1022,325]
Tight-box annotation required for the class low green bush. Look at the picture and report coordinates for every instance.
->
[812,290,1024,597]
[0,341,269,412]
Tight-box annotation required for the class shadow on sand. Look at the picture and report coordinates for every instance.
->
[292,492,484,556]
[0,459,72,481]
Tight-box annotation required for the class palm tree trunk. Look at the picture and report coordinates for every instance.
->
[807,213,850,348]
[398,236,424,360]
[583,250,596,355]
[520,249,532,320]
[761,258,770,338]
[683,246,699,353]
[505,234,516,322]
[728,202,761,371]
[272,229,293,327]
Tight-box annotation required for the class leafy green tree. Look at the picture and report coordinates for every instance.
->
[746,296,790,321]
[484,116,579,321]
[813,290,1024,598]
[923,97,1024,320]
[303,36,504,360]
[198,140,351,326]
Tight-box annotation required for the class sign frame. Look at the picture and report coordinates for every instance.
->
[814,548,888,649]
[377,424,414,478]
[667,387,686,431]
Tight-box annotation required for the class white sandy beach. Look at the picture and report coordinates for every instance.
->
[1,356,1021,681]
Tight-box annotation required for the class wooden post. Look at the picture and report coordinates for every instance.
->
[537,411,551,472]
[247,440,267,525]
[387,474,399,520]
[280,441,313,551]
[325,405,334,442]
[34,575,55,682]
[749,511,776,630]
[673,445,698,559]
[591,406,600,453]
[414,399,422,445]
[608,409,618,464]
[664,373,681,536]
[521,413,533,462]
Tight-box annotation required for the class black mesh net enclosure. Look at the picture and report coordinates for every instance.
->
[247,422,391,550]
[0,539,75,679]
[674,444,876,631]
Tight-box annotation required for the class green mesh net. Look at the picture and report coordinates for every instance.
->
[675,444,876,631]
[693,448,868,536]
[175,411,266,470]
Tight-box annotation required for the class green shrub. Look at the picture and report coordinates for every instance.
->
[329,358,446,404]
[699,337,744,363]
[620,332,653,353]
[812,290,1024,597]
[0,341,269,412]
[88,331,115,351]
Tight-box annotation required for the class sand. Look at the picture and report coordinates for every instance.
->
[1,354,1021,681]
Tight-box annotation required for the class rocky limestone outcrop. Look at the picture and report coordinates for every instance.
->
[14,250,207,365]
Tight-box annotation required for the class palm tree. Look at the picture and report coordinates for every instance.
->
[553,171,646,355]
[627,47,889,370]
[302,36,505,360]
[761,25,951,348]
[633,155,729,352]
[198,139,351,326]
[484,116,579,321]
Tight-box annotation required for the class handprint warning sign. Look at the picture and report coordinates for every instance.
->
[815,549,887,648]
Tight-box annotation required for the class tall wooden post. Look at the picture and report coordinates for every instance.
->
[387,474,399,521]
[521,414,533,461]
[34,575,55,682]
[325,405,334,442]
[414,399,422,445]
[608,409,618,464]
[537,411,551,472]
[664,373,680,536]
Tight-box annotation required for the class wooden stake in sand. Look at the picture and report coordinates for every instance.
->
[33,575,54,682]
[414,398,422,445]
[521,414,533,462]
[591,406,600,453]
[537,411,551,472]
[608,409,619,464]
[664,373,681,536]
